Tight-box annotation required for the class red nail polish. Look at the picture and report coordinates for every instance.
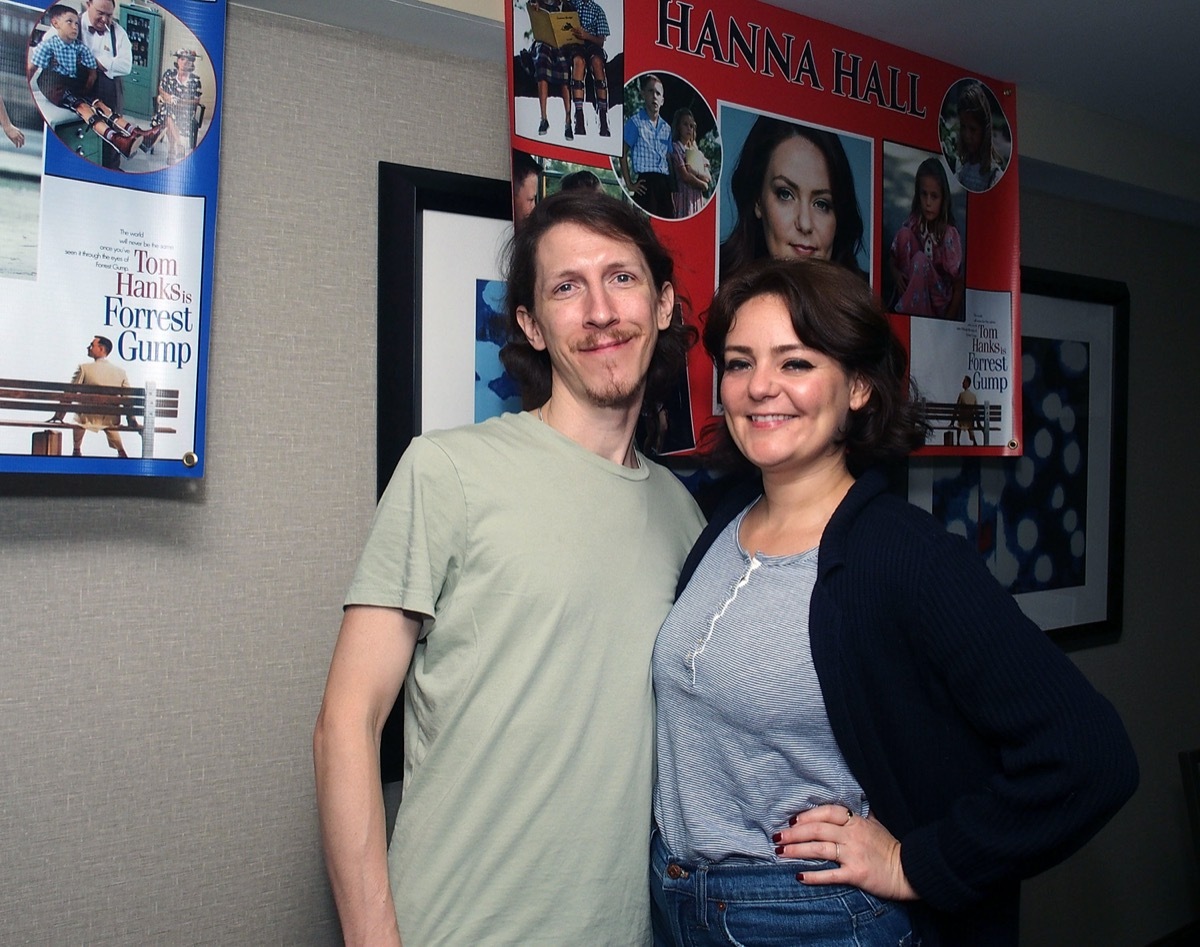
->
[789,814,798,826]
[774,845,783,855]
[771,832,782,843]
[795,872,805,883]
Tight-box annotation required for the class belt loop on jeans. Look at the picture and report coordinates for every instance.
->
[696,863,709,929]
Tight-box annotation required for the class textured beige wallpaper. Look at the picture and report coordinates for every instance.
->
[2,4,1199,945]
[0,6,507,943]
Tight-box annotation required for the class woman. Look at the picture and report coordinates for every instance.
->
[720,116,865,281]
[153,48,203,161]
[651,258,1137,946]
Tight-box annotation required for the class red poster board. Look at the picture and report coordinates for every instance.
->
[508,0,1020,457]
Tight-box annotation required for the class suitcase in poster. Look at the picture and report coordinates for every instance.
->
[32,429,62,456]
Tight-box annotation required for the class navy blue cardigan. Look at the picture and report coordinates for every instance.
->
[677,469,1138,946]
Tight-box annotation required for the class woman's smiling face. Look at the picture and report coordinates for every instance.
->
[720,292,869,476]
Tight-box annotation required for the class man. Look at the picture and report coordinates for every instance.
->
[953,373,979,445]
[79,0,131,170]
[621,73,673,218]
[313,191,705,946]
[48,335,132,457]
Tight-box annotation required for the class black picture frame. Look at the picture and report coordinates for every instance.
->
[907,267,1130,650]
[376,162,512,498]
[375,164,511,783]
[1181,749,1200,872]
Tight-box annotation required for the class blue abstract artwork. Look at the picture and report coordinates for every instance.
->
[474,278,522,421]
[931,335,1090,594]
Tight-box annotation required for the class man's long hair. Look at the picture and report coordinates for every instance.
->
[500,190,695,409]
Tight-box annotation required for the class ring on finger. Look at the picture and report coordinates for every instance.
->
[843,808,854,825]
[834,842,841,861]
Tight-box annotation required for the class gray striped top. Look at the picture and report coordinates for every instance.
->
[653,504,869,863]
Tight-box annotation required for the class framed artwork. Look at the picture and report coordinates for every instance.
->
[376,164,512,783]
[376,163,513,498]
[1180,749,1200,870]
[908,267,1130,649]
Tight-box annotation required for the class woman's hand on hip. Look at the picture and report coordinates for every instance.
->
[774,804,919,902]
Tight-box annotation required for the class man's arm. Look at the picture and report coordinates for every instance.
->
[313,604,420,947]
[96,23,132,78]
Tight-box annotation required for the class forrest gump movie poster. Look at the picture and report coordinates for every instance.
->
[1,0,225,477]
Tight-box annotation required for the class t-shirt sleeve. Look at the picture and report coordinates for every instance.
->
[343,436,467,622]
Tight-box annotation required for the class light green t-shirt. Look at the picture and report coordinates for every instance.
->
[345,411,705,946]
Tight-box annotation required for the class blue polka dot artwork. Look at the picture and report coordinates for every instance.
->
[931,335,1090,595]
[475,278,522,421]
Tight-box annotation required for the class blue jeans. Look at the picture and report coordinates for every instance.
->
[651,830,917,947]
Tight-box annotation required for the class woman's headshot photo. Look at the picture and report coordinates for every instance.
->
[717,105,871,283]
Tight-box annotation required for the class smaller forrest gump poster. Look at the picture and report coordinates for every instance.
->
[507,0,1021,458]
[0,0,225,478]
